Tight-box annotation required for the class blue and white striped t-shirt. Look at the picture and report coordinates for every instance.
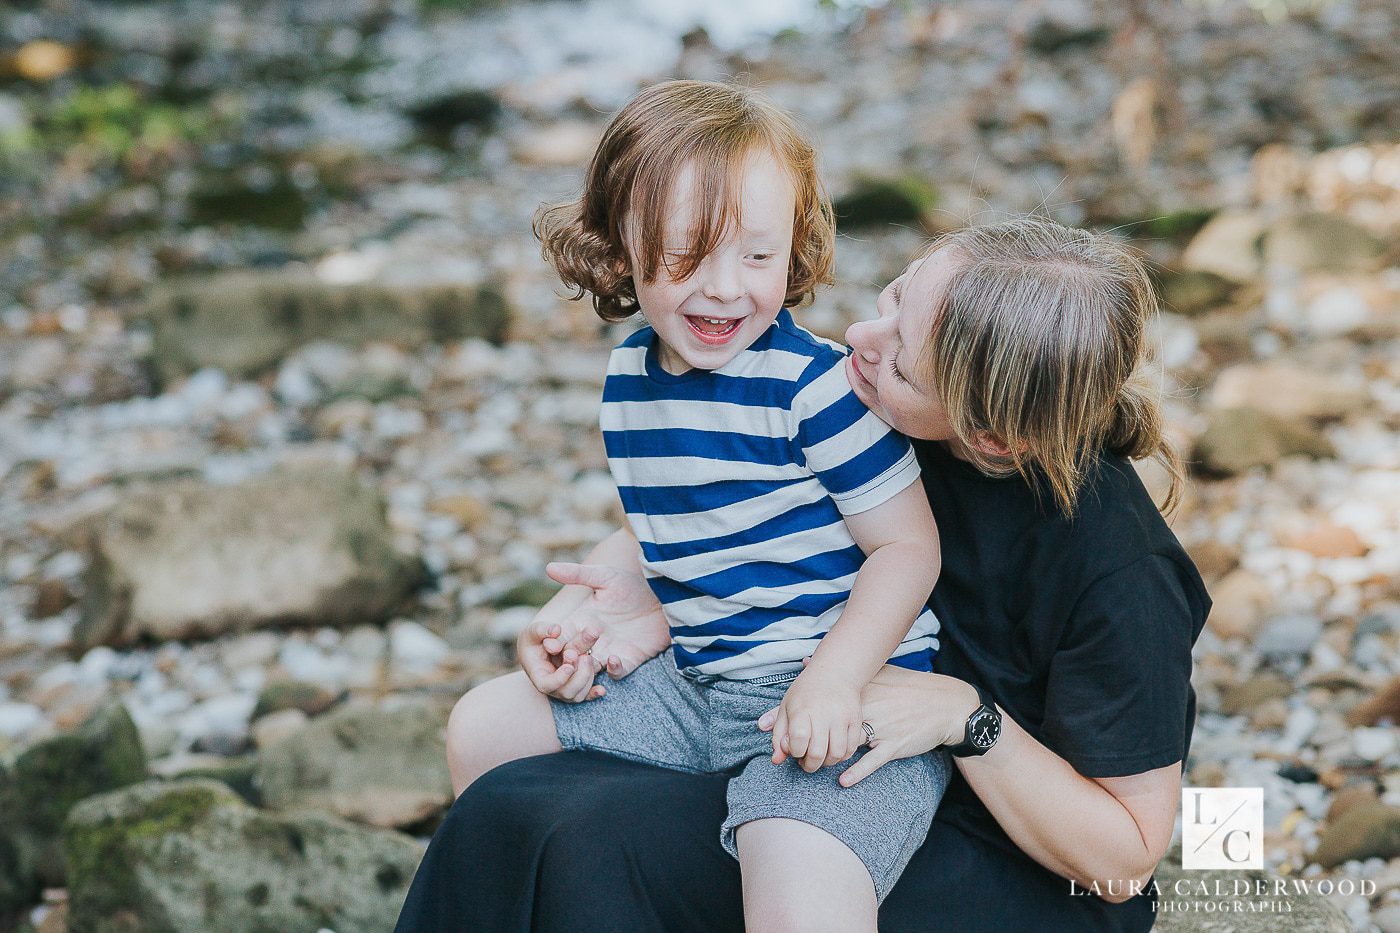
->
[601,309,941,680]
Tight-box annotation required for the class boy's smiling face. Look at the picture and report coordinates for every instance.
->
[624,148,796,375]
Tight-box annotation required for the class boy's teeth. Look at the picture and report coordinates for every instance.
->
[690,315,740,335]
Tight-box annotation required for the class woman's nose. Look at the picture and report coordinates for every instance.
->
[845,318,884,364]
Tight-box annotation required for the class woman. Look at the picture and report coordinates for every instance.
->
[396,217,1210,932]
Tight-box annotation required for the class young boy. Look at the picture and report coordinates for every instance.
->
[448,80,946,928]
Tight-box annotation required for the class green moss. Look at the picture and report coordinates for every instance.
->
[65,782,224,924]
[11,700,147,838]
[834,176,938,231]
[489,578,559,609]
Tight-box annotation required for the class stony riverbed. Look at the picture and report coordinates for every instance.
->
[1,1,1399,930]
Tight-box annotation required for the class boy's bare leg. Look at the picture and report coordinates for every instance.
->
[736,817,878,933]
[446,671,563,796]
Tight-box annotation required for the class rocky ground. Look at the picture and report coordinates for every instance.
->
[1,0,1399,930]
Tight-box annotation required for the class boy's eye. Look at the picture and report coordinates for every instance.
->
[748,252,774,262]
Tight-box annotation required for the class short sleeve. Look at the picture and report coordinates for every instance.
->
[790,356,920,515]
[1039,554,1202,778]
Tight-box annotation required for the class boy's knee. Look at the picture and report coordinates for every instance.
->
[446,679,507,792]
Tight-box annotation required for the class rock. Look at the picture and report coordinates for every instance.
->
[188,173,309,231]
[1185,540,1239,584]
[1326,784,1378,823]
[255,699,451,829]
[1192,407,1334,477]
[251,709,309,750]
[389,619,450,671]
[252,681,341,720]
[1159,269,1239,318]
[1255,614,1324,660]
[1347,675,1400,727]
[1352,727,1397,761]
[427,493,492,532]
[76,468,425,649]
[0,700,147,916]
[162,753,261,806]
[63,778,421,933]
[144,271,511,386]
[1210,363,1370,422]
[406,89,503,139]
[1312,800,1400,868]
[1152,847,1349,931]
[31,577,74,619]
[1249,696,1289,730]
[834,176,938,231]
[0,702,43,740]
[1375,903,1400,933]
[1181,209,1267,284]
[13,41,77,82]
[1205,569,1274,641]
[510,120,603,168]
[1263,213,1385,274]
[490,578,560,609]
[1281,523,1369,559]
[1219,671,1294,717]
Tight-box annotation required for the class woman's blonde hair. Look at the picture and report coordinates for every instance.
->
[918,216,1184,517]
[534,80,835,322]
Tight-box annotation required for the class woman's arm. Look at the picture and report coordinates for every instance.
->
[762,667,1179,902]
[957,708,1180,901]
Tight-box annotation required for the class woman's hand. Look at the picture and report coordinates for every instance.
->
[515,560,670,702]
[758,662,978,786]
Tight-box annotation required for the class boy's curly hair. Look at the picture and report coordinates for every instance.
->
[534,80,835,323]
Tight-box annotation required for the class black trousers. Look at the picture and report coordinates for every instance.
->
[395,751,1156,932]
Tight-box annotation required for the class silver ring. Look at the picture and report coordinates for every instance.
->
[861,721,875,745]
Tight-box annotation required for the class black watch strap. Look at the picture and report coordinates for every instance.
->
[945,683,1002,758]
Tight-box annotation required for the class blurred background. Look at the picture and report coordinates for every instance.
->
[0,0,1398,930]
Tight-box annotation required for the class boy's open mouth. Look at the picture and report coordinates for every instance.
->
[685,315,743,343]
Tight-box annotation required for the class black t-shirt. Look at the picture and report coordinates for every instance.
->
[916,439,1210,858]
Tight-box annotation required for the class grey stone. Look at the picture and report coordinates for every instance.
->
[254,699,451,829]
[1255,615,1325,660]
[1192,408,1334,477]
[63,778,422,933]
[76,467,425,649]
[1313,801,1400,868]
[144,270,511,386]
[1264,212,1386,274]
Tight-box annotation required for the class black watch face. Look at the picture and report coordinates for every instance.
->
[970,709,1000,749]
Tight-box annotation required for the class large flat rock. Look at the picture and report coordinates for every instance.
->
[255,698,451,830]
[76,467,425,649]
[145,270,511,386]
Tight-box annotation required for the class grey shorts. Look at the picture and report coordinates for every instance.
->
[549,650,950,903]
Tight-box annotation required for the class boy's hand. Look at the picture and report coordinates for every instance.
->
[767,665,865,773]
[544,561,671,681]
[514,560,670,702]
[517,619,606,703]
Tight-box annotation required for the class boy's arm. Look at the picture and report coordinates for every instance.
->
[803,480,941,690]
[772,480,941,770]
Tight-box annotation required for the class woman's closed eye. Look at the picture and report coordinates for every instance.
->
[887,356,908,384]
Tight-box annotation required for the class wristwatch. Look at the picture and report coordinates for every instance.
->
[945,683,1002,758]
